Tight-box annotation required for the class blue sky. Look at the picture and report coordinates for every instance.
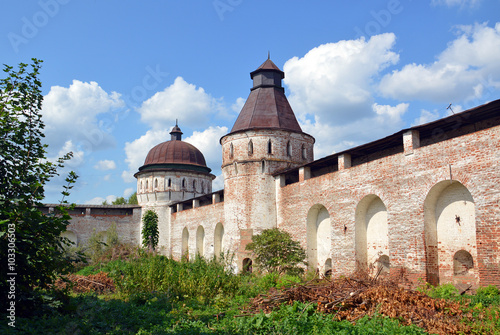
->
[2,0,500,204]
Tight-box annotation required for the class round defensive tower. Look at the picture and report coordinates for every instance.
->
[135,124,215,207]
[220,58,315,270]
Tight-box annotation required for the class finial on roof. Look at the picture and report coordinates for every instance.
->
[268,50,270,60]
[170,122,183,141]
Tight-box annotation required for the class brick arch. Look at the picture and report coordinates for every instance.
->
[214,222,224,259]
[182,227,189,260]
[424,180,477,286]
[355,194,388,272]
[306,204,331,273]
[196,225,205,257]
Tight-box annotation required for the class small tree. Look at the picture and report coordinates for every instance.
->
[142,210,159,251]
[127,192,138,204]
[0,59,79,316]
[246,228,307,275]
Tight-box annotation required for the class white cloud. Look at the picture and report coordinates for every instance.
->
[122,129,170,183]
[42,80,124,158]
[48,140,85,168]
[85,194,116,205]
[379,22,500,103]
[281,34,411,159]
[123,187,135,198]
[284,33,399,125]
[373,102,409,119]
[94,159,117,171]
[231,97,245,113]
[138,77,222,129]
[121,126,227,184]
[212,173,224,191]
[431,0,481,7]
[184,126,228,171]
[412,109,441,126]
[300,102,408,158]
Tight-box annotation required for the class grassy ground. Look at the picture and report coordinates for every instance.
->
[2,253,499,334]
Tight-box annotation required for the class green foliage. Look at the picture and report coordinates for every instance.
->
[418,282,459,300]
[82,224,137,265]
[476,285,500,299]
[246,228,307,275]
[8,296,429,334]
[0,59,79,316]
[77,259,130,277]
[9,253,500,334]
[101,192,137,205]
[114,254,240,304]
[468,285,500,308]
[86,228,108,263]
[128,192,138,204]
[141,209,159,250]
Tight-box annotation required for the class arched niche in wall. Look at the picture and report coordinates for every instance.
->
[324,258,332,278]
[242,258,253,273]
[248,140,253,156]
[182,227,189,261]
[424,180,476,286]
[214,222,224,259]
[306,204,331,274]
[355,195,388,273]
[196,225,205,257]
[286,141,291,156]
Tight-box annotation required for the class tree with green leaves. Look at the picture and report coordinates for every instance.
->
[127,192,138,204]
[102,192,138,205]
[0,59,78,317]
[142,209,159,251]
[246,228,307,276]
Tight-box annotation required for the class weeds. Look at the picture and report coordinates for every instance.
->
[5,254,500,335]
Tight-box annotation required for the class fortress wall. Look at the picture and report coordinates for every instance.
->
[169,202,225,261]
[276,120,500,287]
[60,206,142,248]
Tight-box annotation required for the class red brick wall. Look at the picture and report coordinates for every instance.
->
[276,122,500,287]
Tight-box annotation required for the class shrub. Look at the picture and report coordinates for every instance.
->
[246,228,307,275]
[141,210,159,250]
[114,254,240,304]
[0,59,80,316]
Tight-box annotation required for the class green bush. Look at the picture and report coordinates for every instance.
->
[141,210,159,250]
[114,254,240,304]
[246,228,307,275]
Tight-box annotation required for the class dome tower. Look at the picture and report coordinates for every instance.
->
[220,58,315,270]
[135,124,215,207]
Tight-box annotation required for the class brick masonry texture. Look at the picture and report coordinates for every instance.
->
[49,95,500,288]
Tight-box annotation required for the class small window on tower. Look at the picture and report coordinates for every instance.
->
[302,144,307,160]
[146,180,149,190]
[167,178,172,187]
[286,141,291,157]
[248,140,253,155]
[229,143,234,159]
[193,180,196,191]
[154,178,158,189]
[182,178,186,189]
[267,140,272,154]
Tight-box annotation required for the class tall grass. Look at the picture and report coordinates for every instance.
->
[114,253,241,303]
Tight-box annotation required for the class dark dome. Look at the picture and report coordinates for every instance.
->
[143,140,207,167]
